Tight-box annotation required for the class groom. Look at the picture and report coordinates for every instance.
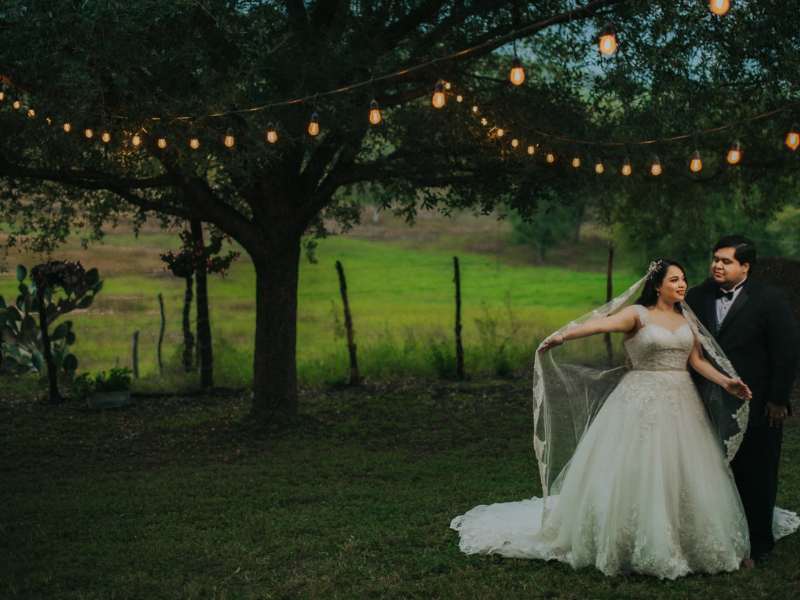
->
[686,235,799,562]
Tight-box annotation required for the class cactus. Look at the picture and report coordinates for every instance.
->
[0,261,102,402]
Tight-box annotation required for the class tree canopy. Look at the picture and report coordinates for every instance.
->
[1,1,798,423]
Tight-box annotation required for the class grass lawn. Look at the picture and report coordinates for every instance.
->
[2,379,798,599]
[0,224,639,387]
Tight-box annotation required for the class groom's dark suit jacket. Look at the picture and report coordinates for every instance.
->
[686,277,799,428]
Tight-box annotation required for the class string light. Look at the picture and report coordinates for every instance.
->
[223,131,235,148]
[621,157,632,176]
[709,0,731,16]
[471,105,479,114]
[594,160,605,174]
[495,128,505,137]
[546,151,556,164]
[785,125,799,151]
[480,117,488,126]
[598,24,618,56]
[131,133,142,147]
[368,99,382,126]
[527,144,536,155]
[45,116,52,125]
[444,81,452,90]
[0,91,5,101]
[456,94,464,103]
[511,138,519,148]
[266,124,279,144]
[431,81,446,109]
[101,131,111,143]
[26,108,35,118]
[308,111,320,136]
[84,128,94,139]
[157,137,167,149]
[689,150,703,172]
[509,57,525,86]
[650,156,663,176]
[571,156,581,168]
[12,100,21,110]
[726,141,742,165]
[189,137,201,150]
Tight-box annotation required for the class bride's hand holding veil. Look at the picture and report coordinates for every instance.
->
[724,378,752,401]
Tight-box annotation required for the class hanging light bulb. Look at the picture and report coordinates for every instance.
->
[0,91,5,101]
[571,156,581,168]
[689,150,703,173]
[307,111,320,136]
[785,125,799,151]
[266,124,279,144]
[595,160,605,174]
[368,100,382,126]
[189,137,201,150]
[101,131,111,143]
[84,128,94,139]
[709,0,731,16]
[26,108,36,119]
[650,156,663,176]
[509,57,526,86]
[431,81,446,109]
[223,131,236,148]
[496,128,505,138]
[726,141,742,165]
[598,24,618,56]
[471,105,479,114]
[131,133,142,147]
[62,122,72,133]
[621,158,632,176]
[12,100,21,110]
[480,117,488,126]
[511,138,519,148]
[444,81,452,90]
[157,137,167,149]
[527,145,536,155]
[456,94,463,103]
[546,151,556,164]
[45,117,52,125]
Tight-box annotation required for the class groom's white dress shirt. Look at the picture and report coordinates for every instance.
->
[715,277,747,325]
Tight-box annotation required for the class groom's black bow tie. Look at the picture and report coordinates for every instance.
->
[715,288,735,301]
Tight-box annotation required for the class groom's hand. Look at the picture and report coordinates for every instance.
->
[765,402,788,428]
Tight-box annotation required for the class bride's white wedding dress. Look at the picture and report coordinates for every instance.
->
[451,305,799,579]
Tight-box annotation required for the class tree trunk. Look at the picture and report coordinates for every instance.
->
[251,237,301,423]
[191,219,213,388]
[604,240,615,366]
[37,291,61,403]
[182,275,195,373]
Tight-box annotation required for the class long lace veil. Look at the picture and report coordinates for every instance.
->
[531,261,749,523]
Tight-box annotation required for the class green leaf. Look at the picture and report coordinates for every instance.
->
[65,331,77,345]
[86,268,100,286]
[31,350,44,372]
[77,296,93,309]
[0,296,6,309]
[16,265,27,282]
[51,322,70,341]
[62,354,78,372]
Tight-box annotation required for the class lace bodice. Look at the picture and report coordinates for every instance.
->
[625,305,694,371]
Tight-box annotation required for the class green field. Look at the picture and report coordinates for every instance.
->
[0,224,639,388]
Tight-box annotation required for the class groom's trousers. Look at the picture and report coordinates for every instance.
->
[731,424,783,558]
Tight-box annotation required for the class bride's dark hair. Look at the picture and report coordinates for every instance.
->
[635,258,687,312]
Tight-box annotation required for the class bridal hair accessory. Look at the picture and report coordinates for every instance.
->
[646,259,664,280]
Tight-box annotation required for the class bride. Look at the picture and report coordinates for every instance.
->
[450,259,798,579]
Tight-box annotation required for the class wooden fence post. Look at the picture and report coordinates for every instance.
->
[157,293,165,375]
[132,330,140,379]
[454,256,465,380]
[335,260,361,385]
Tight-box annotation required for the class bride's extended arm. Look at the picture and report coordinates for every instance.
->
[688,341,752,400]
[538,305,639,352]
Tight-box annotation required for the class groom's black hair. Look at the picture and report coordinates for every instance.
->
[713,235,757,271]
